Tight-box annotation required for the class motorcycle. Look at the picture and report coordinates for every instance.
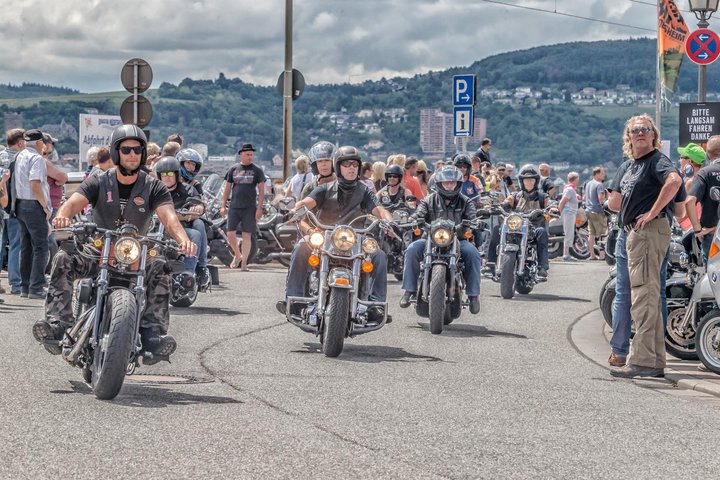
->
[53,222,186,400]
[252,196,298,268]
[599,228,709,361]
[381,199,419,281]
[486,206,554,299]
[283,207,390,357]
[547,208,591,260]
[599,208,619,266]
[409,216,481,334]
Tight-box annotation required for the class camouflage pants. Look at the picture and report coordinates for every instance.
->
[45,250,171,333]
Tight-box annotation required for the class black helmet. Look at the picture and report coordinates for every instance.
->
[434,165,463,200]
[109,124,147,167]
[518,164,540,191]
[384,164,403,181]
[333,145,362,183]
[153,156,181,179]
[308,141,336,176]
[453,153,472,170]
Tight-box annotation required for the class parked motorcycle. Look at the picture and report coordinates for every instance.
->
[599,209,619,266]
[253,197,298,267]
[53,222,186,400]
[485,206,554,299]
[282,207,390,357]
[409,216,481,334]
[547,209,591,260]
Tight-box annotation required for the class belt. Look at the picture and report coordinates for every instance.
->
[623,211,667,233]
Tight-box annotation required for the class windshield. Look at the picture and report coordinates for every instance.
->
[203,174,224,197]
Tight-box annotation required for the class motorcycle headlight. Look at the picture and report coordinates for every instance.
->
[506,214,523,231]
[309,231,325,248]
[114,237,141,265]
[332,227,356,251]
[362,238,379,254]
[431,228,453,246]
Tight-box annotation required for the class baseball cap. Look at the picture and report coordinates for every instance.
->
[23,129,44,142]
[678,143,706,165]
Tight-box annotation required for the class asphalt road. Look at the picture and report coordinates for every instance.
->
[2,261,720,479]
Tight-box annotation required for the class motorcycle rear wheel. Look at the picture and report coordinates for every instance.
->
[570,227,590,260]
[170,282,199,308]
[696,309,720,373]
[322,288,349,357]
[664,307,697,361]
[500,255,517,299]
[92,289,137,400]
[429,264,447,334]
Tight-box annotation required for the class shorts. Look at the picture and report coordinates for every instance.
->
[227,207,257,234]
[587,211,608,237]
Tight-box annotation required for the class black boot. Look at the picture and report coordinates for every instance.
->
[140,328,177,365]
[468,296,480,314]
[32,319,65,355]
[399,291,414,309]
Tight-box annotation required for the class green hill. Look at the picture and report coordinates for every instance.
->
[0,38,706,167]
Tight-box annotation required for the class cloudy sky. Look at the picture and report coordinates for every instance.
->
[0,0,685,93]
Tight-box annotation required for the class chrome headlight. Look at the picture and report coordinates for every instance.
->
[506,214,523,231]
[431,228,453,246]
[362,238,379,254]
[114,237,141,265]
[309,231,325,248]
[332,227,356,251]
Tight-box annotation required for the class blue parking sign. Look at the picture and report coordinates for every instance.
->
[453,75,476,106]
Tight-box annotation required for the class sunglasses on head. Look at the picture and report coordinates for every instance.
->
[630,126,652,135]
[118,146,144,155]
[159,171,175,177]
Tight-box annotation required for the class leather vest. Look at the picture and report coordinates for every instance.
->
[316,181,368,225]
[93,169,155,234]
[378,185,405,207]
[513,190,545,214]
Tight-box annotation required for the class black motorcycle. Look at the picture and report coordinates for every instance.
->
[54,222,186,400]
[253,197,298,268]
[410,217,480,334]
[382,201,419,281]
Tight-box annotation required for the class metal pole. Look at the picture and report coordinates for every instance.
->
[282,0,293,180]
[698,13,709,103]
[655,0,661,134]
[133,61,138,125]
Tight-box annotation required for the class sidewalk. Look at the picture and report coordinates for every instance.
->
[570,308,720,398]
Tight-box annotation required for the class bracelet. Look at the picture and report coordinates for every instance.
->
[694,229,702,233]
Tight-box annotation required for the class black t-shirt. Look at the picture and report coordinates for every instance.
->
[79,174,172,214]
[309,182,380,224]
[540,177,554,195]
[689,161,720,228]
[170,183,202,210]
[612,150,677,227]
[224,163,266,209]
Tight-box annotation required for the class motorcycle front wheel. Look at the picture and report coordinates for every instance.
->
[664,307,697,361]
[322,288,349,357]
[696,309,720,373]
[570,227,590,260]
[92,289,137,400]
[500,255,517,299]
[429,264,447,334]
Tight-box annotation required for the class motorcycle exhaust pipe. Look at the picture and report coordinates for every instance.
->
[65,320,94,363]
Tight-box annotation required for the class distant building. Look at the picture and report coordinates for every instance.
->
[419,108,486,158]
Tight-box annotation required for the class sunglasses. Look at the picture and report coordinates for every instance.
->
[340,160,358,168]
[159,171,175,177]
[418,171,426,174]
[119,146,145,155]
[386,174,401,179]
[630,126,652,136]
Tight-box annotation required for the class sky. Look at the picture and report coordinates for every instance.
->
[0,0,694,93]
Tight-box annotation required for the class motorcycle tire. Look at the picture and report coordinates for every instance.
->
[322,288,349,357]
[600,278,615,328]
[570,227,590,260]
[429,264,447,334]
[446,292,462,324]
[500,255,517,299]
[170,282,199,308]
[548,241,562,260]
[604,254,616,266]
[696,309,720,373]
[277,257,291,268]
[91,289,137,400]
[664,307,698,361]
[515,278,533,295]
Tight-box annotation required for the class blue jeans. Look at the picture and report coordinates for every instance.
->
[401,239,481,296]
[15,200,49,294]
[286,239,388,302]
[610,229,669,356]
[183,227,201,272]
[190,218,208,267]
[1,216,22,291]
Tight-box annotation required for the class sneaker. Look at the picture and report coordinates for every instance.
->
[27,290,47,300]
[399,291,414,309]
[562,255,577,262]
[468,296,480,314]
[32,319,64,355]
[537,268,548,278]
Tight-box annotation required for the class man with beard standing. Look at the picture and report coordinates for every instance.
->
[608,114,682,379]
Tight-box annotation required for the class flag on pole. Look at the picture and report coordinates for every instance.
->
[658,0,689,111]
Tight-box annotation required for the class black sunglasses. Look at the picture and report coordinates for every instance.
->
[118,146,144,155]
[630,126,652,136]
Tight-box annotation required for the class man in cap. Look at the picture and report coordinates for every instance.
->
[0,128,25,295]
[220,143,266,270]
[685,137,720,262]
[13,129,52,298]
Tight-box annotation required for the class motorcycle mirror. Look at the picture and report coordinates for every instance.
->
[711,187,720,202]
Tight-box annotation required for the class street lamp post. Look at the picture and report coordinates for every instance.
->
[689,0,720,102]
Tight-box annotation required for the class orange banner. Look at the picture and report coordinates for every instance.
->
[658,0,688,102]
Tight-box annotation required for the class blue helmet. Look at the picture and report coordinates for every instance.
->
[176,148,203,181]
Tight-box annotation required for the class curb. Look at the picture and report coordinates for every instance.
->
[569,308,720,398]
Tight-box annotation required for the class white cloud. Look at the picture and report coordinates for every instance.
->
[0,0,658,92]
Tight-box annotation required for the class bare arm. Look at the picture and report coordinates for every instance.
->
[256,183,265,220]
[685,195,701,232]
[372,205,393,222]
[608,191,622,212]
[156,203,196,256]
[45,158,68,185]
[219,182,232,215]
[53,192,90,228]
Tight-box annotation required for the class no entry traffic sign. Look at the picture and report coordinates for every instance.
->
[686,28,720,66]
